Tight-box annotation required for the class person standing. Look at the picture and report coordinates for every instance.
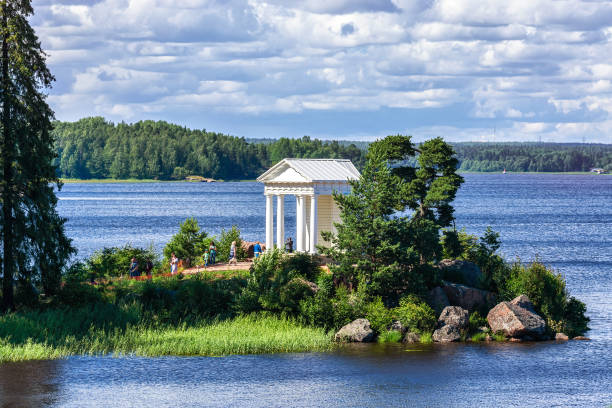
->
[253,242,262,258]
[203,249,210,268]
[285,237,293,253]
[129,258,140,278]
[170,253,179,275]
[209,241,217,265]
[145,259,153,278]
[229,241,238,265]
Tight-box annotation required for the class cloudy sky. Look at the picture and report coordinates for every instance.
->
[31,0,612,142]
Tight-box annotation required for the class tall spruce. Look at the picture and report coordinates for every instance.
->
[321,135,463,305]
[1,0,73,310]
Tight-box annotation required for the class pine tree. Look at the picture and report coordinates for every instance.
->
[1,1,74,310]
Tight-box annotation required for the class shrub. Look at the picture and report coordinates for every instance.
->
[57,282,104,307]
[365,297,394,334]
[501,261,589,337]
[216,225,248,262]
[393,295,437,334]
[87,245,158,279]
[468,311,488,334]
[163,218,207,267]
[236,249,319,315]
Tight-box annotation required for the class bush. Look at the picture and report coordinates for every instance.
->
[378,330,402,343]
[86,245,158,279]
[57,282,104,307]
[163,218,207,267]
[501,261,589,337]
[393,295,437,334]
[468,311,488,334]
[365,297,394,334]
[236,249,319,315]
[216,225,248,262]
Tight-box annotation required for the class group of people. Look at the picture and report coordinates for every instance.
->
[130,236,295,277]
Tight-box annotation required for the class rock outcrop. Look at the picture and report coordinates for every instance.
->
[403,332,421,343]
[433,306,469,343]
[334,318,375,342]
[438,259,482,287]
[555,332,569,341]
[442,282,497,312]
[390,320,407,335]
[429,286,450,314]
[433,325,462,342]
[487,295,546,338]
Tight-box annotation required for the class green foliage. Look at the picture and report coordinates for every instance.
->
[470,332,487,342]
[365,297,394,334]
[236,249,319,315]
[419,332,433,344]
[86,245,158,279]
[163,218,207,267]
[393,295,437,334]
[468,311,488,334]
[378,330,402,343]
[322,135,462,306]
[501,261,590,337]
[52,118,367,180]
[216,225,248,262]
[57,282,104,307]
[454,142,612,172]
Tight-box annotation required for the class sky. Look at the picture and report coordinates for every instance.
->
[31,0,612,143]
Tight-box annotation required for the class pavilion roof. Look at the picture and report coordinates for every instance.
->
[257,158,360,183]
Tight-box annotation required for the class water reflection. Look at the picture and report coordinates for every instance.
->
[0,360,61,407]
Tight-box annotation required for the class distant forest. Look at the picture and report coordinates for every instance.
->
[52,117,611,180]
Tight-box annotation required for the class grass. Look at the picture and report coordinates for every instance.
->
[0,311,334,363]
[378,330,402,343]
[419,332,433,344]
[470,332,488,342]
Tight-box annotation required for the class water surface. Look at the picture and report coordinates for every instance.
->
[1,174,610,407]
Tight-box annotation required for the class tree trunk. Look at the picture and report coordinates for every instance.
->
[1,9,14,311]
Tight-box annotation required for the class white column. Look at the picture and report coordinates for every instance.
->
[265,194,274,251]
[309,195,317,254]
[296,195,306,252]
[276,195,284,249]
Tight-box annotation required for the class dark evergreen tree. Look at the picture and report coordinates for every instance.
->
[1,0,74,310]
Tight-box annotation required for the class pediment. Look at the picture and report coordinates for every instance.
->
[266,165,308,183]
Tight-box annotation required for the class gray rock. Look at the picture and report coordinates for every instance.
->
[403,332,421,343]
[438,259,482,287]
[437,306,469,330]
[487,295,546,338]
[442,282,497,312]
[334,318,375,343]
[433,325,462,342]
[429,286,450,314]
[390,320,406,335]
[555,332,569,341]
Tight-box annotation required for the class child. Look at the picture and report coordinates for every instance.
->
[203,249,210,268]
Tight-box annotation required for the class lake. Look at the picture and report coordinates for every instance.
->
[0,174,610,407]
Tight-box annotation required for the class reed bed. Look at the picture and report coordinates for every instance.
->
[0,311,334,363]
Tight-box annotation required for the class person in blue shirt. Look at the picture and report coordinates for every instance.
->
[253,242,262,258]
[129,258,140,278]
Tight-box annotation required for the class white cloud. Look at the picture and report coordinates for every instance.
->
[30,0,612,142]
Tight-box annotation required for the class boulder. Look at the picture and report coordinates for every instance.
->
[437,306,469,330]
[334,318,375,343]
[487,295,546,338]
[429,286,450,314]
[433,325,461,342]
[555,332,569,341]
[241,241,265,258]
[438,259,482,287]
[390,320,407,335]
[403,332,420,343]
[442,282,497,312]
[572,336,590,341]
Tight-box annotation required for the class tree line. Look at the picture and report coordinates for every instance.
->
[453,142,611,172]
[52,117,366,180]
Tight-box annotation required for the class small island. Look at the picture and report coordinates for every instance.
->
[0,135,590,362]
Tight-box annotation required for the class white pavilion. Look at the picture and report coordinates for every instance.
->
[257,158,361,254]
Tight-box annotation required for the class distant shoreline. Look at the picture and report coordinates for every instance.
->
[59,172,609,183]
